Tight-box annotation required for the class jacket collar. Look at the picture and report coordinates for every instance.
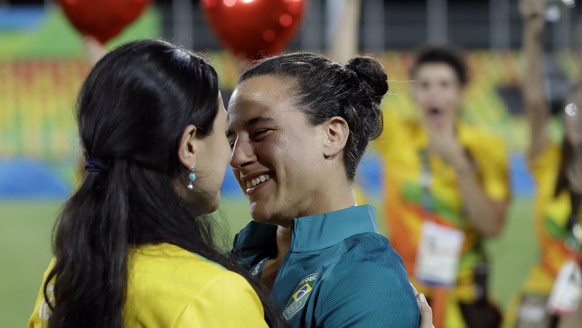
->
[233,205,379,255]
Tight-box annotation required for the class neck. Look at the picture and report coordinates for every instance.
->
[274,180,356,259]
[306,170,357,217]
[274,225,292,261]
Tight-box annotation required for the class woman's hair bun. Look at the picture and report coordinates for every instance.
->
[346,56,388,104]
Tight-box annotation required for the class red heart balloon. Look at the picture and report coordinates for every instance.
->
[201,0,304,61]
[56,0,151,44]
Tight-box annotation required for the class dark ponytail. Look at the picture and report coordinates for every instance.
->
[46,160,131,327]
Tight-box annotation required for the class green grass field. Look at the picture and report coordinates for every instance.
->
[0,197,536,327]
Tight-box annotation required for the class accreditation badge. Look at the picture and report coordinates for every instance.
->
[547,260,582,315]
[415,221,465,286]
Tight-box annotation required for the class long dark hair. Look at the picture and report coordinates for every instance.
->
[555,139,576,196]
[555,80,582,197]
[239,52,388,181]
[44,39,283,327]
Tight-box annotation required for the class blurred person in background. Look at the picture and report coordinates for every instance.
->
[374,45,511,327]
[509,1,582,327]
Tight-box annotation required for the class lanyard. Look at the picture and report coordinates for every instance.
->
[419,149,435,218]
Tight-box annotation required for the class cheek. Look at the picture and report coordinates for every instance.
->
[442,87,460,101]
[256,136,288,163]
[216,137,230,164]
[414,89,429,103]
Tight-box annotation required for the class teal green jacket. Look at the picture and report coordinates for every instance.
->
[233,205,421,328]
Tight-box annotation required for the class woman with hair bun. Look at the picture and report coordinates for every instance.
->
[227,52,422,327]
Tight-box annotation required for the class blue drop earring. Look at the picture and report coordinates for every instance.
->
[187,169,197,190]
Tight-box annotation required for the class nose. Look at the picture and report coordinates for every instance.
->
[230,138,257,169]
[427,84,440,97]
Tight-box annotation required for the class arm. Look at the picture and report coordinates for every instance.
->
[428,125,509,237]
[450,150,508,237]
[82,36,107,66]
[328,0,362,63]
[520,0,549,159]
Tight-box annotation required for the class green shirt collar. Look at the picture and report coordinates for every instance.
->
[290,205,379,252]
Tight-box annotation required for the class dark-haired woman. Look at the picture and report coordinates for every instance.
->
[227,52,421,327]
[510,1,582,327]
[28,39,283,328]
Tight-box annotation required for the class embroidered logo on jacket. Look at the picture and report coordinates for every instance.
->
[283,273,318,320]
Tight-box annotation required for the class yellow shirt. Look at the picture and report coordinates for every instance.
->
[523,143,582,294]
[28,243,268,328]
[374,110,510,302]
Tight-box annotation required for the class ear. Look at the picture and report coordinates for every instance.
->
[322,116,350,159]
[177,124,198,170]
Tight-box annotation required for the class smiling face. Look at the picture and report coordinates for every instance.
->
[412,62,463,129]
[226,75,330,225]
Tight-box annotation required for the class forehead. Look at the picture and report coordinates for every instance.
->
[227,75,300,125]
[415,63,458,81]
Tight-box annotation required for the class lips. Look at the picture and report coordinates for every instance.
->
[428,107,441,115]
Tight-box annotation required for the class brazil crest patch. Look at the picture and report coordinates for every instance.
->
[282,273,318,320]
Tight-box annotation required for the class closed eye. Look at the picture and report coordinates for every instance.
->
[252,129,272,140]
[227,136,236,149]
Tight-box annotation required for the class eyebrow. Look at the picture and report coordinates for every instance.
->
[226,116,276,138]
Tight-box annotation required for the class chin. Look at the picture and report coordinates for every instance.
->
[200,194,221,214]
[250,204,290,226]
[249,203,274,224]
[249,205,268,223]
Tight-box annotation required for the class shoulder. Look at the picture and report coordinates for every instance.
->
[461,124,506,151]
[125,244,267,327]
[334,233,411,283]
[461,125,509,167]
[174,270,268,327]
[322,233,416,303]
[315,234,420,326]
[130,243,227,282]
[127,243,237,304]
[530,141,561,167]
[374,110,420,154]
[459,123,505,151]
[528,141,562,181]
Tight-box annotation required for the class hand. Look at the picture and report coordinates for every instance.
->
[82,35,107,66]
[411,284,435,328]
[426,121,464,167]
[519,0,545,29]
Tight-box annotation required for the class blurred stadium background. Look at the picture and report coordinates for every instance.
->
[1,0,581,327]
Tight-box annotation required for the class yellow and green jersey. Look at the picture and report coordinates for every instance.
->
[29,243,268,328]
[374,110,510,321]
